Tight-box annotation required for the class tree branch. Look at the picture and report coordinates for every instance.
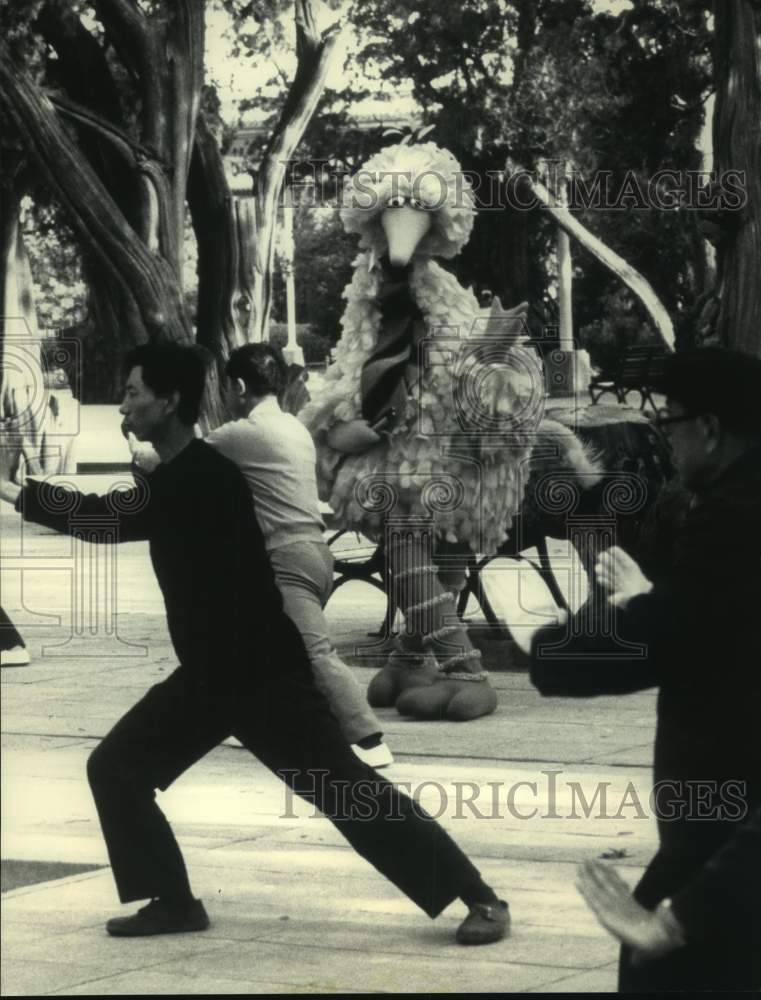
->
[249,10,343,339]
[188,113,244,357]
[712,0,761,353]
[165,0,205,258]
[91,0,164,150]
[90,0,149,76]
[36,0,122,121]
[49,94,161,168]
[34,0,141,220]
[295,0,322,57]
[517,172,675,349]
[0,46,191,343]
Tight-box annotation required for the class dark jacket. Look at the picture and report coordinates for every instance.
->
[17,439,308,690]
[529,446,761,966]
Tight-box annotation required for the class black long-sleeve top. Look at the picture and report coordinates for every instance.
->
[529,447,761,939]
[16,439,307,690]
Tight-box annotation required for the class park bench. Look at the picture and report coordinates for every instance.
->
[588,346,668,412]
[322,511,393,636]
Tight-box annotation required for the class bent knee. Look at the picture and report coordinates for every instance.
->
[87,740,136,791]
[86,743,112,788]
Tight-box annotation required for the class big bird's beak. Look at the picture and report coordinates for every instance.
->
[381,206,431,266]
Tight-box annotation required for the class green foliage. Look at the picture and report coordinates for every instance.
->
[269,322,332,363]
[328,0,713,331]
[4,0,719,391]
[22,202,87,330]
[578,287,662,373]
[270,201,356,345]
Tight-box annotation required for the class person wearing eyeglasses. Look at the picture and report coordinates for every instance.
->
[516,347,761,992]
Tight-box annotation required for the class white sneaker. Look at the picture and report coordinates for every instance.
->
[1,646,30,667]
[352,742,394,769]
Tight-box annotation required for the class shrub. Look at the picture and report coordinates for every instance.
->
[268,322,332,364]
[578,288,662,373]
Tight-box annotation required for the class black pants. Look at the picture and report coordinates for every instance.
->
[0,606,25,651]
[87,665,482,918]
[618,850,760,992]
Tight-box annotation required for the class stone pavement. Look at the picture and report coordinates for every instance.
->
[1,501,660,995]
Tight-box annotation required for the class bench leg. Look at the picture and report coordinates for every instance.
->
[535,537,571,612]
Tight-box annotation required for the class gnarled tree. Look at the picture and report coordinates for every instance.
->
[0,0,341,429]
[711,0,761,356]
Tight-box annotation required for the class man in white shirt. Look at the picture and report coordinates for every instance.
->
[206,344,392,768]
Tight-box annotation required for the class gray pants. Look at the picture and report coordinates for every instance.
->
[269,540,381,743]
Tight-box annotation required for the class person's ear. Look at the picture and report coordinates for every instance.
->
[700,412,722,453]
[164,389,181,419]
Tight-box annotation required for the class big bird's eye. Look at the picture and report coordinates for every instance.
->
[387,195,406,208]
[409,197,426,210]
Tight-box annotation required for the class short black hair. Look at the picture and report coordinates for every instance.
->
[225,343,286,397]
[655,347,761,437]
[123,343,210,426]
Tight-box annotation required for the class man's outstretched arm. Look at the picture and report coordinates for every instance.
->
[2,469,151,544]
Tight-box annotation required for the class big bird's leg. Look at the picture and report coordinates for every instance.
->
[367,527,440,708]
[367,528,497,721]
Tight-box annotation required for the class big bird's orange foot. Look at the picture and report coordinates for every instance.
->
[367,663,498,721]
[366,660,439,708]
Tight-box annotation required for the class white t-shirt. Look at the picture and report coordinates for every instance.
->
[206,396,326,552]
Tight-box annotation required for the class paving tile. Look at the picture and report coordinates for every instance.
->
[52,971,363,995]
[529,964,619,992]
[140,938,555,994]
[2,512,665,995]
[251,916,616,971]
[4,926,231,976]
[1,957,127,997]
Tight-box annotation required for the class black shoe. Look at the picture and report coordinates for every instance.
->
[456,900,510,945]
[106,898,209,937]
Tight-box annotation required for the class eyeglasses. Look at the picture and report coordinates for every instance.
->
[653,410,700,430]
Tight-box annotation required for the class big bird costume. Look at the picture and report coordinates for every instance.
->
[301,139,582,721]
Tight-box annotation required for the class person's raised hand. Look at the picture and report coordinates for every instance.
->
[595,546,652,610]
[576,861,685,961]
[127,432,161,473]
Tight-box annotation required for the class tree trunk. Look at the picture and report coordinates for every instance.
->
[190,2,342,355]
[2,1,338,432]
[0,50,191,340]
[188,113,246,359]
[246,4,342,342]
[712,0,761,357]
[64,263,147,403]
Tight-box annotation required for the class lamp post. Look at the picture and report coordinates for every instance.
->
[546,160,591,399]
[279,195,304,366]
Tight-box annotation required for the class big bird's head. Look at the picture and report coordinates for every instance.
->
[340,140,476,266]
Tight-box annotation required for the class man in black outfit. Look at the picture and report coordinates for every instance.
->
[0,343,508,945]
[520,348,761,992]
